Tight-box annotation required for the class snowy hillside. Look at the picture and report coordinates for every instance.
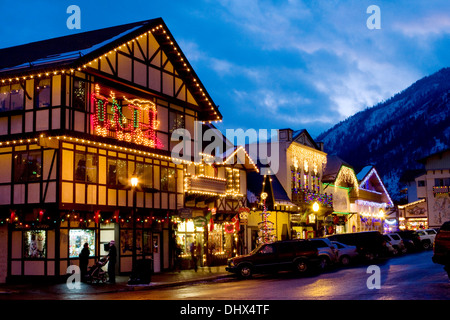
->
[316,67,450,201]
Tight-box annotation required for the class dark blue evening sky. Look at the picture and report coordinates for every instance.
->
[1,0,450,138]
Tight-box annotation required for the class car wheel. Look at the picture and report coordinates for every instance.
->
[295,260,308,273]
[422,241,431,250]
[340,255,351,266]
[238,265,253,279]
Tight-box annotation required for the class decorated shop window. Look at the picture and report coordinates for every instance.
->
[23,230,46,259]
[69,229,95,258]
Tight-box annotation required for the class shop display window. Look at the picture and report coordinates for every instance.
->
[24,230,46,259]
[176,220,203,256]
[69,229,95,258]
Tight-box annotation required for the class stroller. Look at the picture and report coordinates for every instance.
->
[84,256,109,284]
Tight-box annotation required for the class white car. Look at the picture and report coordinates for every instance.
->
[383,233,407,254]
[415,229,437,250]
[331,241,358,266]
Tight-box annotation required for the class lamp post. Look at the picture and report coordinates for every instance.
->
[312,201,320,237]
[131,172,139,272]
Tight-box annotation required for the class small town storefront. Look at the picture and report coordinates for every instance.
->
[173,207,242,268]
[2,207,172,282]
[398,199,428,230]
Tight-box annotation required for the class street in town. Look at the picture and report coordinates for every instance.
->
[1,250,448,301]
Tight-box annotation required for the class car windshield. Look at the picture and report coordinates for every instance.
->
[250,244,264,255]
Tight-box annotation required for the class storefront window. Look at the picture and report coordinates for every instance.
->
[176,220,203,256]
[69,229,95,258]
[24,230,46,259]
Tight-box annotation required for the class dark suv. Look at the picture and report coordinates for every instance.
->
[396,230,421,251]
[432,221,450,273]
[226,240,320,278]
[327,231,387,261]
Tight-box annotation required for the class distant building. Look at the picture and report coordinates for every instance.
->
[399,149,450,229]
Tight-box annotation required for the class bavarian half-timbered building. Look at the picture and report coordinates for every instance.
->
[0,18,223,282]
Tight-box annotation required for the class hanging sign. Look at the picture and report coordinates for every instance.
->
[193,216,207,228]
[178,208,193,219]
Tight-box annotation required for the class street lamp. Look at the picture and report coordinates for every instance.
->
[131,172,139,273]
[312,201,320,212]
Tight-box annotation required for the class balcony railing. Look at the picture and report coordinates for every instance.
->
[433,186,449,196]
[291,188,333,210]
[185,174,227,196]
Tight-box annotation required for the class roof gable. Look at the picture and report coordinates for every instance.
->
[292,129,319,149]
[358,166,393,206]
[0,18,221,122]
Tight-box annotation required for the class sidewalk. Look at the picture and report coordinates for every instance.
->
[0,265,231,297]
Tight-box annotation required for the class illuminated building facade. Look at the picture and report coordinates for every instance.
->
[0,18,222,282]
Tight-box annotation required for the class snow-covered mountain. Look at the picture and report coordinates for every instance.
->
[316,67,450,201]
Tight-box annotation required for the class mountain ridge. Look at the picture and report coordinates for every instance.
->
[316,67,450,201]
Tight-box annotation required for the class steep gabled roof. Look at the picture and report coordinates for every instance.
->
[247,163,291,206]
[0,17,221,121]
[322,155,353,183]
[357,166,394,206]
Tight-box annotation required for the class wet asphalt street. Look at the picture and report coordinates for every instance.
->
[3,249,446,301]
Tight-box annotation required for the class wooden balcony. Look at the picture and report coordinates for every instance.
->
[185,175,227,196]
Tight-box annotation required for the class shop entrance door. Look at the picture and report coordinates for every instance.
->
[152,234,161,273]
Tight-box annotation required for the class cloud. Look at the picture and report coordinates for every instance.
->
[393,13,450,37]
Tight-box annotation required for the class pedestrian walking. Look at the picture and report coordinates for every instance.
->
[79,242,90,282]
[107,240,117,283]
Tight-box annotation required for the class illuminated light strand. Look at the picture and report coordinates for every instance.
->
[290,143,327,174]
[0,24,222,122]
[359,167,393,206]
[335,166,359,194]
[91,84,163,149]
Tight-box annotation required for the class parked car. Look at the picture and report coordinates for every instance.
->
[385,241,399,256]
[226,240,321,279]
[327,231,388,262]
[396,230,421,251]
[415,229,437,250]
[432,221,450,272]
[383,233,407,254]
[331,241,358,265]
[308,238,339,270]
